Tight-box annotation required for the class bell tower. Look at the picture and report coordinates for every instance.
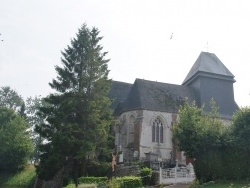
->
[182,52,238,119]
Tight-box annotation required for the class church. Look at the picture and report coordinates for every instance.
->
[108,51,239,166]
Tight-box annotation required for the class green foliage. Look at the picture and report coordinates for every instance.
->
[0,107,34,172]
[227,107,250,180]
[77,176,106,184]
[0,165,36,188]
[174,99,226,158]
[189,181,250,188]
[26,96,48,163]
[174,99,239,182]
[108,178,120,188]
[116,176,142,188]
[0,86,24,113]
[78,184,97,188]
[87,161,110,177]
[140,167,152,185]
[232,107,250,151]
[176,102,250,182]
[35,24,113,180]
[63,183,76,188]
[76,176,142,188]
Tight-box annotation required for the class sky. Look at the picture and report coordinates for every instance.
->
[0,0,249,107]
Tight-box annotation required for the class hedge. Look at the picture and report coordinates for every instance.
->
[76,176,142,188]
[116,176,142,188]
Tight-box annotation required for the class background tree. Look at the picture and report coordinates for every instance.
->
[174,99,228,182]
[0,107,34,172]
[231,107,250,151]
[229,107,250,179]
[26,96,47,163]
[35,24,112,182]
[0,86,24,114]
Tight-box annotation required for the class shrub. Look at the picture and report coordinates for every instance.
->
[107,178,120,188]
[78,184,97,188]
[116,176,142,188]
[140,167,152,185]
[63,184,76,188]
[77,176,142,188]
[77,176,106,185]
[87,161,110,177]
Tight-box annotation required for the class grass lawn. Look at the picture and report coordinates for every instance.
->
[200,181,250,188]
[0,165,36,188]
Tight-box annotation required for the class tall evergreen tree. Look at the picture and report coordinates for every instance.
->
[35,24,112,181]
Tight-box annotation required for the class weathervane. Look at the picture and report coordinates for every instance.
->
[205,41,210,52]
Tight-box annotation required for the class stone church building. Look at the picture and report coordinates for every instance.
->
[108,51,239,166]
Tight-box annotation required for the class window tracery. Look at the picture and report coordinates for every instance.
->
[152,117,164,143]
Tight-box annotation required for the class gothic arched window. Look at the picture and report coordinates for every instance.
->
[152,117,164,143]
[129,116,135,133]
[128,115,135,143]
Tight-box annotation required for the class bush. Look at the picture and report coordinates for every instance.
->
[87,161,110,177]
[76,176,142,188]
[78,184,97,188]
[140,167,152,185]
[116,176,142,188]
[63,184,76,188]
[77,176,106,185]
[108,178,120,188]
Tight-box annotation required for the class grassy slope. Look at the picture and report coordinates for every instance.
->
[201,181,250,188]
[0,165,36,188]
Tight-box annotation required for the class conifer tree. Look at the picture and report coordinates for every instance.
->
[35,24,112,181]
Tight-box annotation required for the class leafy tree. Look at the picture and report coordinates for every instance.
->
[0,86,24,113]
[174,99,226,158]
[229,107,250,179]
[231,107,250,150]
[35,24,112,181]
[175,100,250,181]
[0,107,34,172]
[174,99,229,182]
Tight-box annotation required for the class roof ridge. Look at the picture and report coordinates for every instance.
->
[136,78,188,88]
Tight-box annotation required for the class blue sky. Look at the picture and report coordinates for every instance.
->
[0,0,249,107]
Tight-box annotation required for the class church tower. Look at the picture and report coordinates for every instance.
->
[182,52,238,119]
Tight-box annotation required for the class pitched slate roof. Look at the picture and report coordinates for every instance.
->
[183,52,235,85]
[108,52,238,119]
[121,79,196,114]
[108,81,132,112]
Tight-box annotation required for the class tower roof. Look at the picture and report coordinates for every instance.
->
[182,52,235,85]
